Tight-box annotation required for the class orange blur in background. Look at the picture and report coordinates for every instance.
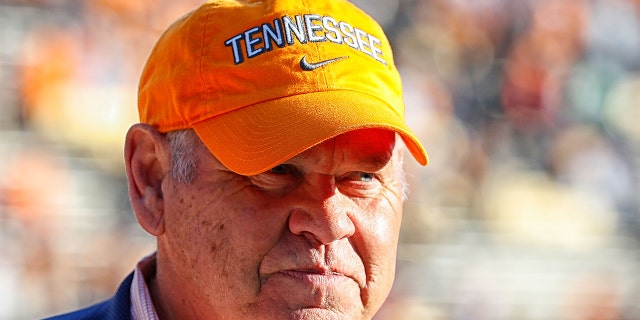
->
[1,0,639,319]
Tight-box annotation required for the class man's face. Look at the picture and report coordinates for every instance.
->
[158,128,404,320]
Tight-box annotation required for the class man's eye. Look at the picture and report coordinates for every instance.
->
[269,164,293,175]
[338,171,381,197]
[358,172,375,182]
[251,164,299,191]
[342,171,376,183]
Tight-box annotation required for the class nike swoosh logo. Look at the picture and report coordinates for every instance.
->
[299,55,348,71]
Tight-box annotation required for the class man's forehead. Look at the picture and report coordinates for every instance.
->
[286,129,398,168]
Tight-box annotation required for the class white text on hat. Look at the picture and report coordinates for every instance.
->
[224,14,387,65]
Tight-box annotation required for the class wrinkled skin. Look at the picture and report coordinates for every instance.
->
[125,126,405,320]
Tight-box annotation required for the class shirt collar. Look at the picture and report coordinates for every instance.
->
[130,252,160,320]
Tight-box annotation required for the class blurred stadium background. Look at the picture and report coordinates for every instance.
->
[1,0,640,319]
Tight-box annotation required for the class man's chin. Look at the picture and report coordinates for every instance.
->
[248,290,366,320]
[240,304,364,320]
[288,307,354,320]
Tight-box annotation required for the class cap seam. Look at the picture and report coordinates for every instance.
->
[154,86,403,133]
[301,0,328,89]
[199,5,214,103]
[194,88,403,125]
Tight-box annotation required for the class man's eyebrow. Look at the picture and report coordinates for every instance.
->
[280,151,392,172]
[355,152,394,171]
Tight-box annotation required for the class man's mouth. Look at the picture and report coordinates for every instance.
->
[277,268,356,286]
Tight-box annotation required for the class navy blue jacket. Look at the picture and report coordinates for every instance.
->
[44,272,134,320]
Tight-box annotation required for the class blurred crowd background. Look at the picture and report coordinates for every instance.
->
[1,0,639,319]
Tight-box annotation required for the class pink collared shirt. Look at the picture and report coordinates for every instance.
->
[130,253,160,320]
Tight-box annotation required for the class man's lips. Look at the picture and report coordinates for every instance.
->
[280,270,350,279]
[278,269,355,285]
[258,239,367,289]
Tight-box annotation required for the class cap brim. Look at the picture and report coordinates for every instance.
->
[193,90,428,175]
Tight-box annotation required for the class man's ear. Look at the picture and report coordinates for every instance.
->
[124,123,171,236]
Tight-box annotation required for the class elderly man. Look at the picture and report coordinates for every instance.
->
[47,0,428,319]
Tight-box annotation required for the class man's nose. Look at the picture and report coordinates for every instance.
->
[287,173,356,245]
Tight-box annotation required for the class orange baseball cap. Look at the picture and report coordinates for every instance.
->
[138,0,428,175]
